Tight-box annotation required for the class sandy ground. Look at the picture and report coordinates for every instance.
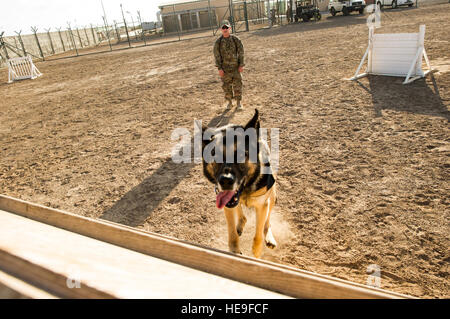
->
[1,4,449,298]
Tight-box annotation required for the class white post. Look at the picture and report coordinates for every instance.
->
[367,27,374,73]
[196,11,201,29]
[178,14,183,32]
[403,24,426,84]
[8,61,12,83]
[423,47,431,71]
[416,25,425,75]
[403,47,422,84]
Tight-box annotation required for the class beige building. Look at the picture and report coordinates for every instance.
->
[158,0,340,33]
[317,0,330,11]
[159,0,269,33]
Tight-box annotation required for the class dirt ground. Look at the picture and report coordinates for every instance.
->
[1,4,449,298]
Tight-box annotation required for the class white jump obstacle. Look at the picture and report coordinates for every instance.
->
[7,56,42,83]
[350,25,433,84]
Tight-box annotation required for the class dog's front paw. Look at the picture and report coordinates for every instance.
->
[265,227,277,249]
[265,240,277,249]
[228,241,241,255]
[229,247,242,255]
[265,235,277,249]
[252,238,264,258]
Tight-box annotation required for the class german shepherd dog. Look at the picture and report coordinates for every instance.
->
[202,109,277,258]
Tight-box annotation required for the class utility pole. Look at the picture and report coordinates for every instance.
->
[101,0,109,27]
[102,16,112,51]
[113,20,121,42]
[0,32,10,59]
[244,1,249,32]
[137,11,147,45]
[228,0,235,33]
[126,11,138,40]
[31,26,45,60]
[44,28,55,55]
[120,3,131,47]
[15,30,27,56]
[172,4,181,41]
[67,22,78,56]
[207,0,214,34]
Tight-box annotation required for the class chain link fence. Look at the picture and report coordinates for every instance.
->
[1,0,445,68]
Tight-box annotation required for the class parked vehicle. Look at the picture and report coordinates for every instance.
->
[376,0,414,9]
[328,0,366,16]
[294,0,322,22]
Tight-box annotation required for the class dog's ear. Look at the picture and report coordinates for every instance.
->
[245,109,260,131]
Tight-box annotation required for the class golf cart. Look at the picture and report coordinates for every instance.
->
[294,0,322,22]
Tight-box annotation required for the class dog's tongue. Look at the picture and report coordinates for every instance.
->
[216,191,236,209]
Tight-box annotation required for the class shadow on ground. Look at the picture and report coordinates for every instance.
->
[249,7,418,38]
[250,14,367,38]
[356,74,449,120]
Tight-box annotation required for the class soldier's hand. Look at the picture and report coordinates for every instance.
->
[218,69,224,77]
[238,66,244,73]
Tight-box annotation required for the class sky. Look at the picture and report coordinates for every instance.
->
[0,0,169,36]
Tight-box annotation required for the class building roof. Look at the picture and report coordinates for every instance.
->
[158,0,204,8]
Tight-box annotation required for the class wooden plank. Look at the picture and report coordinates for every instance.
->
[0,209,286,299]
[374,33,418,41]
[0,237,116,298]
[372,61,416,76]
[372,47,417,57]
[372,58,418,65]
[0,195,414,299]
[0,269,57,299]
[373,41,419,49]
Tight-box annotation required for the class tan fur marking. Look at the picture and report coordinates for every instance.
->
[206,163,217,178]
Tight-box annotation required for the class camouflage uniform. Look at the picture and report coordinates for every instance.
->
[213,34,245,102]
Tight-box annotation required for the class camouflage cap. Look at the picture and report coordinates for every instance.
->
[221,20,231,28]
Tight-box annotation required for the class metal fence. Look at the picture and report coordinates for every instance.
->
[0,1,296,67]
[0,25,103,65]
[1,0,443,67]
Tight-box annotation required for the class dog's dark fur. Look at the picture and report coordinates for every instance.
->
[202,109,277,258]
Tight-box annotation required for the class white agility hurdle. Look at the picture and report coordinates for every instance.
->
[7,56,42,83]
[350,25,434,85]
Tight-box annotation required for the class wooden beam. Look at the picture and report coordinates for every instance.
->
[0,195,413,299]
[0,269,57,299]
[0,209,285,298]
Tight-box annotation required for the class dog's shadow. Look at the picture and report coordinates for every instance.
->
[99,107,238,227]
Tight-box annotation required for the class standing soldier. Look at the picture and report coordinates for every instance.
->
[286,5,292,23]
[213,20,245,109]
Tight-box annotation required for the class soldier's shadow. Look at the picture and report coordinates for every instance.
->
[99,107,238,227]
